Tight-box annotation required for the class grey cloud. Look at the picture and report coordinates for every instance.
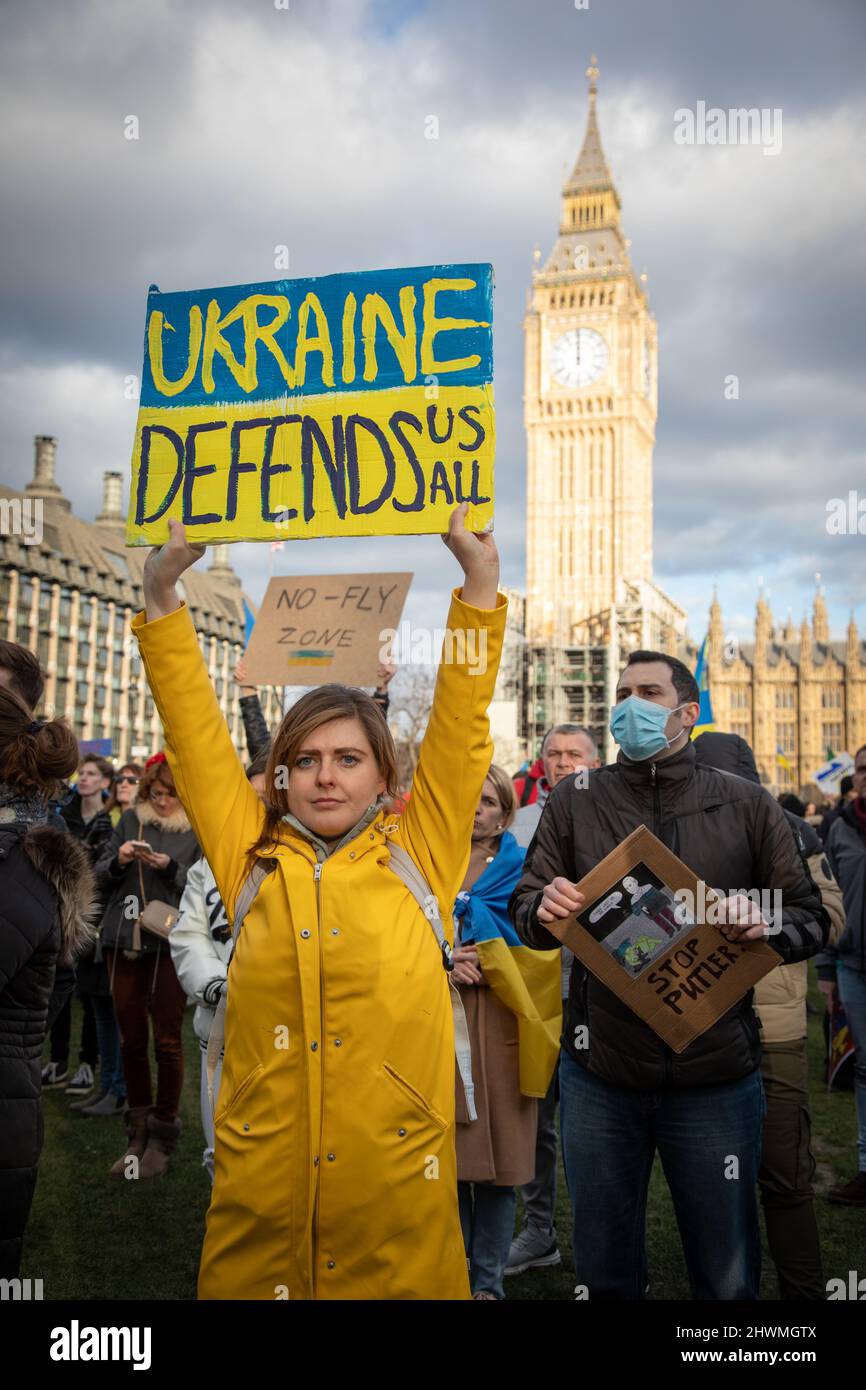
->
[1,0,864,645]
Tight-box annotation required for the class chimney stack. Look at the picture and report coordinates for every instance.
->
[95,470,125,527]
[25,434,71,513]
[208,543,240,585]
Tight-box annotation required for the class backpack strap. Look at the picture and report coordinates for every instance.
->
[206,847,477,1124]
[205,859,273,1115]
[519,774,536,808]
[386,843,477,1122]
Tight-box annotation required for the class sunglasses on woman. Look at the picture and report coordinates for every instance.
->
[116,775,139,786]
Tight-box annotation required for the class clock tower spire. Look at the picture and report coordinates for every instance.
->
[560,57,620,236]
[523,58,685,730]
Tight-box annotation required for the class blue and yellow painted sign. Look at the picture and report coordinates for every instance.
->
[126,263,495,545]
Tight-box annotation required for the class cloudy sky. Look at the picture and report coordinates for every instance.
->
[2,0,865,644]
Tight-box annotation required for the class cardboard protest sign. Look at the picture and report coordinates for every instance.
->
[242,572,412,686]
[545,826,779,1053]
[813,752,855,798]
[126,264,495,546]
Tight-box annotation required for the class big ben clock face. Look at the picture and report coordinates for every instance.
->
[549,328,609,388]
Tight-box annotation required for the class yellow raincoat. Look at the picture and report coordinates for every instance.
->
[133,588,506,1300]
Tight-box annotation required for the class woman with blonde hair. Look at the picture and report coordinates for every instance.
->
[134,506,505,1300]
[450,763,560,1299]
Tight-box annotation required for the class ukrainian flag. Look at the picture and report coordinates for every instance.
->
[776,747,793,773]
[455,832,561,1097]
[242,596,256,645]
[692,635,716,737]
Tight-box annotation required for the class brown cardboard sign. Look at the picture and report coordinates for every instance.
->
[545,826,779,1053]
[243,572,412,686]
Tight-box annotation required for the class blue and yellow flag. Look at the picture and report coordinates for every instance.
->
[692,635,716,737]
[454,832,561,1098]
[776,746,793,773]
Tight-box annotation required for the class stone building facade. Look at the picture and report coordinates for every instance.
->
[0,436,279,761]
[698,588,866,794]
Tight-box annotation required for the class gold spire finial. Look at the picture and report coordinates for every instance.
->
[586,54,599,94]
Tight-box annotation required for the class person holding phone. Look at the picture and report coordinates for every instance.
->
[96,753,199,1181]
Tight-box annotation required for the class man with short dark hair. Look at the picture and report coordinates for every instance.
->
[510,650,828,1299]
[0,639,45,712]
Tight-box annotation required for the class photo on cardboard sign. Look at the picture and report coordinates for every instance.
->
[577,860,695,979]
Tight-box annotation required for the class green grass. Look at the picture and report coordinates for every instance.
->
[24,968,866,1300]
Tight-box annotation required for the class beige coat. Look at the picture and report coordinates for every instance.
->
[454,837,537,1186]
[754,849,845,1043]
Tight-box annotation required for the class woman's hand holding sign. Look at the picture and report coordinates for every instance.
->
[143,520,206,622]
[442,502,499,610]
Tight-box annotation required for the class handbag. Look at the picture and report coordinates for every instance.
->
[134,823,179,946]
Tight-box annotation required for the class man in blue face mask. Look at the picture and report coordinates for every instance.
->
[509,648,830,1302]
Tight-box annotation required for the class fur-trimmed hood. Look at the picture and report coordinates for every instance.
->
[21,824,99,959]
[135,798,192,834]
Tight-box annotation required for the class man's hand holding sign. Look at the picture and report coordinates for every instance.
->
[538,879,774,943]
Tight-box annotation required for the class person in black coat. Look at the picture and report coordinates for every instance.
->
[95,752,199,1181]
[0,688,97,1279]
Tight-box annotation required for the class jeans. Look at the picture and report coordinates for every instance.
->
[559,1051,765,1300]
[106,948,187,1122]
[91,994,126,1100]
[837,964,866,1171]
[50,990,98,1067]
[457,1181,517,1299]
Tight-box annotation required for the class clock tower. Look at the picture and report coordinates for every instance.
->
[524,58,684,655]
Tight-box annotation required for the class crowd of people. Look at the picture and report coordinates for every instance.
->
[0,510,864,1301]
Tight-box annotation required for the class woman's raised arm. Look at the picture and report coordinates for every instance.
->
[394,505,507,917]
[132,522,263,919]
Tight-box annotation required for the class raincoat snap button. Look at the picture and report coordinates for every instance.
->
[243,1124,250,1132]
[349,851,355,860]
[313,1156,319,1166]
[334,1038,342,1047]
[327,1260,336,1270]
[311,1041,318,1051]
[300,929,311,939]
[331,929,339,936]
[369,832,374,839]
[398,1128,407,1137]
[327,1152,335,1162]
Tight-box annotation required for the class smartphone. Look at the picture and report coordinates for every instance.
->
[130,840,151,851]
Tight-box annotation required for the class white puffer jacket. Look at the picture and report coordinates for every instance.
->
[170,857,231,1043]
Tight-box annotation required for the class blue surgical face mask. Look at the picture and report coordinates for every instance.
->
[609,696,688,762]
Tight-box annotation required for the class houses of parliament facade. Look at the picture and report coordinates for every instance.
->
[517,59,866,791]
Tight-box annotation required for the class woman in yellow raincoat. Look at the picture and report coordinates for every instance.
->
[134,506,505,1300]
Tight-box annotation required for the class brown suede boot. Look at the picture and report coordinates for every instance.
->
[109,1106,151,1181]
[137,1114,181,1180]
